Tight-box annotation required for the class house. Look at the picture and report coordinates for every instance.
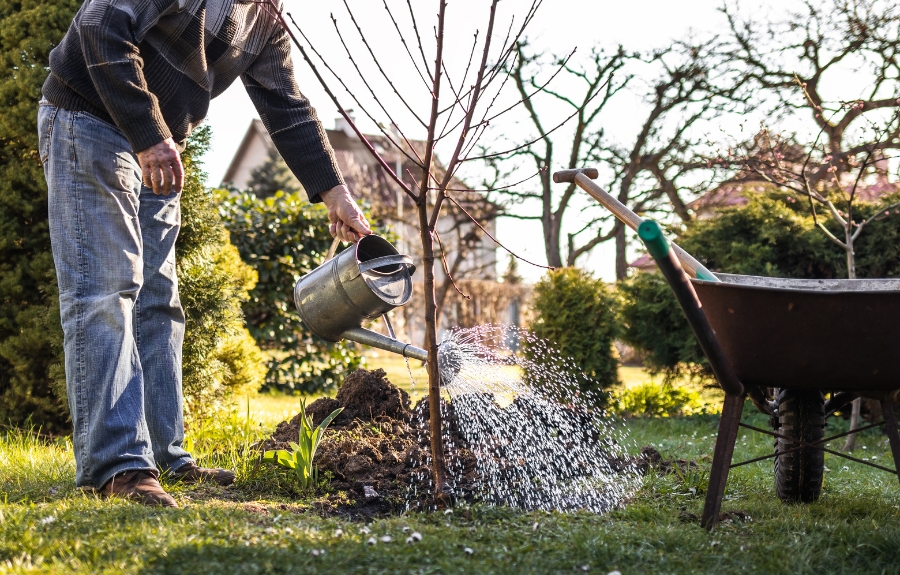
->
[222,118,529,344]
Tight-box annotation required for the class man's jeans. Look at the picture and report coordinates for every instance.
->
[38,103,192,488]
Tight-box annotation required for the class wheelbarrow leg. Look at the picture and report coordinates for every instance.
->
[880,401,900,485]
[701,393,745,530]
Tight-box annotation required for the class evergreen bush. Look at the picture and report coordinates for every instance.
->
[0,0,81,431]
[524,267,619,401]
[218,190,363,394]
[0,0,264,428]
[177,128,266,420]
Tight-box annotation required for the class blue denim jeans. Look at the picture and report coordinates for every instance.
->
[39,103,193,488]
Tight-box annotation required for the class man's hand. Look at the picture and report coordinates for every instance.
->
[136,138,184,196]
[320,184,372,242]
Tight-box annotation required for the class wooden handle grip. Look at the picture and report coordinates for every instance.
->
[552,168,599,183]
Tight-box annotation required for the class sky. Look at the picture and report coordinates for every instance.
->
[203,0,787,282]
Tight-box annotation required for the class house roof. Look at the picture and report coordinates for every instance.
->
[222,119,496,221]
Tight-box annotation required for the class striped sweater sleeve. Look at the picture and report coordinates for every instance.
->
[241,24,344,203]
[77,0,179,152]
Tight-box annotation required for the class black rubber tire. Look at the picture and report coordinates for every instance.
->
[773,388,825,503]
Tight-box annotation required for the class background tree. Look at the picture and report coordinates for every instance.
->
[486,44,629,269]
[246,148,302,198]
[723,0,900,449]
[723,0,900,186]
[491,39,750,277]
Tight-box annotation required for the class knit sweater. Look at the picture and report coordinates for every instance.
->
[42,0,342,201]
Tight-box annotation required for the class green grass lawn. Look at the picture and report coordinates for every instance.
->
[4,370,900,574]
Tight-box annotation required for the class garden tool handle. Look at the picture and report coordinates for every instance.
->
[553,168,719,282]
[638,220,743,397]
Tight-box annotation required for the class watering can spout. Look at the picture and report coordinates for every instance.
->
[340,328,464,382]
[341,327,429,362]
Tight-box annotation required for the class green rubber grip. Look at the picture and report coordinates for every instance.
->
[695,267,718,282]
[638,220,670,260]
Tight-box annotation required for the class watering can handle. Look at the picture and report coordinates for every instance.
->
[325,236,341,261]
[358,255,416,275]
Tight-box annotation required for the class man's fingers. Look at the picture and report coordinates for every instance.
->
[336,221,358,243]
[151,166,163,195]
[161,165,174,196]
[136,138,184,196]
[350,212,372,235]
[172,157,184,193]
[142,164,153,189]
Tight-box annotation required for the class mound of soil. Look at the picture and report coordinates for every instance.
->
[261,368,674,519]
[260,369,477,518]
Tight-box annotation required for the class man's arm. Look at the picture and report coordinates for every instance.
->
[242,23,370,240]
[78,0,182,195]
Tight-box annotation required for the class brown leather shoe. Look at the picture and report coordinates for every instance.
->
[101,470,178,508]
[171,462,236,486]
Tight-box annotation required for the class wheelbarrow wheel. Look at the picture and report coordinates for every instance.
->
[774,388,825,503]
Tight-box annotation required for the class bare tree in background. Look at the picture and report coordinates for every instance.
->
[724,0,900,450]
[490,40,749,277]
[723,0,900,185]
[255,0,566,497]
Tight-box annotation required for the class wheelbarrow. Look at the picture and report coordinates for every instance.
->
[554,168,900,530]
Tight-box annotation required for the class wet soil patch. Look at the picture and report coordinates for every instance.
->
[261,369,657,519]
[635,446,700,475]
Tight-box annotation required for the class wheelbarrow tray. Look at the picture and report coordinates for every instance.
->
[693,273,900,391]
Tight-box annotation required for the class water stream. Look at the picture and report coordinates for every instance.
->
[409,325,641,514]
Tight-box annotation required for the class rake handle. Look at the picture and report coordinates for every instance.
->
[553,169,718,282]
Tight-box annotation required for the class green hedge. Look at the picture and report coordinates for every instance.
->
[618,191,900,377]
[218,191,363,394]
[0,0,84,431]
[177,129,266,420]
[0,0,264,429]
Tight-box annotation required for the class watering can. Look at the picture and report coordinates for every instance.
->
[294,234,430,361]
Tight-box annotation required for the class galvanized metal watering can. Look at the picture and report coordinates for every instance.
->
[294,234,429,361]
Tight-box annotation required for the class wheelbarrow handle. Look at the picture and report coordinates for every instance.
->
[553,169,718,282]
[638,220,744,397]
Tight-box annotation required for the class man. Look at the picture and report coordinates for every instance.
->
[38,0,371,507]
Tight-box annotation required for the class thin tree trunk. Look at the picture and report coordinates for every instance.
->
[843,237,861,451]
[417,201,449,498]
[614,221,627,280]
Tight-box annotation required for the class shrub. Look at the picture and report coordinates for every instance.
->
[218,191,363,394]
[612,382,704,418]
[176,127,266,420]
[617,272,707,376]
[0,0,89,431]
[524,267,619,400]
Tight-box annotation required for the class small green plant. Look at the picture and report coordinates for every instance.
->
[262,400,342,490]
